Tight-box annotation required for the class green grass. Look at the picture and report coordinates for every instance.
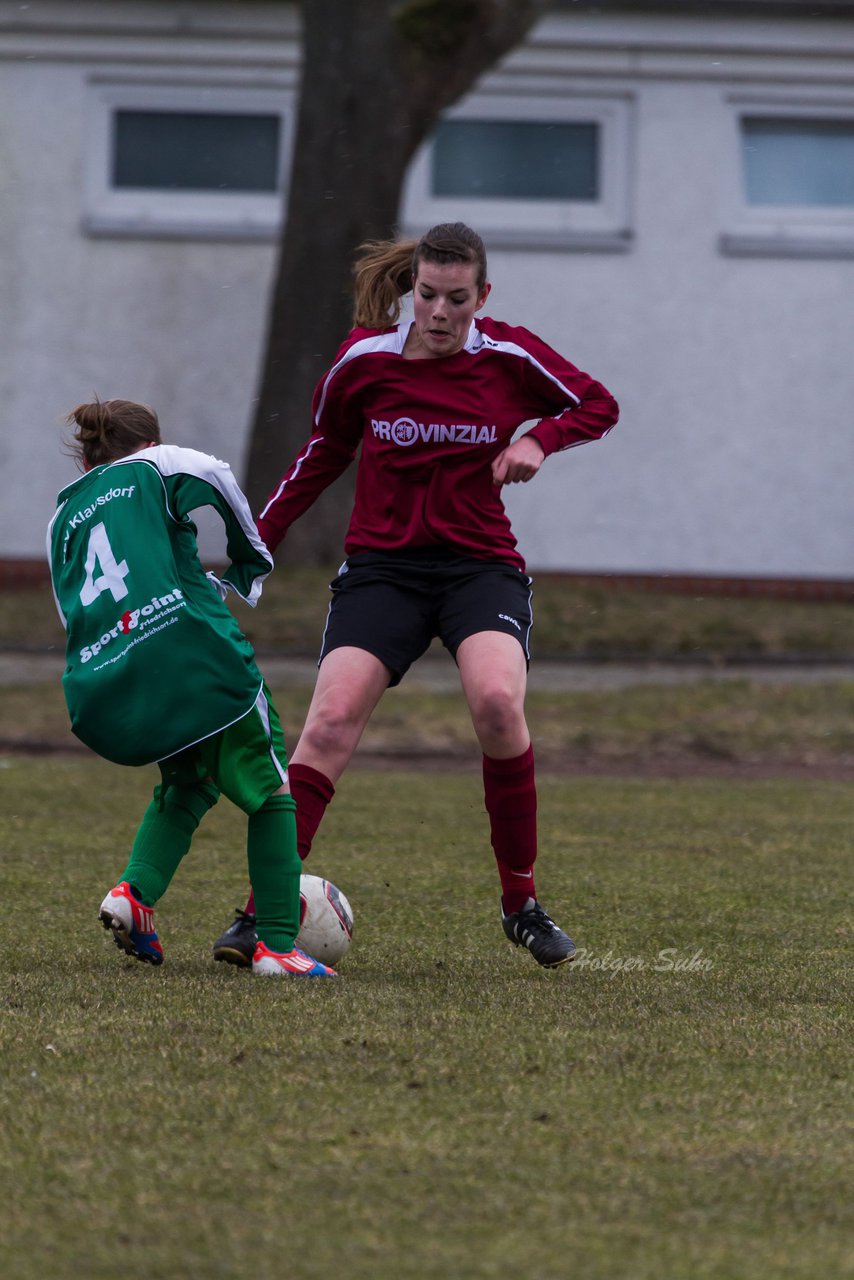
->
[1,759,851,1279]
[4,572,854,659]
[4,675,854,770]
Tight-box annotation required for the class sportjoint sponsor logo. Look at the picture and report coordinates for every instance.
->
[371,417,497,448]
[498,613,521,632]
[79,587,185,663]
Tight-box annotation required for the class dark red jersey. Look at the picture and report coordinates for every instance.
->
[257,316,619,570]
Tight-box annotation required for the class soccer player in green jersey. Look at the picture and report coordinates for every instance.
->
[47,397,335,977]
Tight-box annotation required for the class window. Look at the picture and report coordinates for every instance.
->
[401,94,633,251]
[742,117,854,208]
[722,97,854,257]
[111,110,281,193]
[432,119,599,201]
[84,82,295,239]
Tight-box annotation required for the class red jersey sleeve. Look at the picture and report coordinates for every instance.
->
[256,333,371,553]
[484,322,619,457]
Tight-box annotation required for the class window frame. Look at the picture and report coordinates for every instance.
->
[401,92,634,252]
[83,80,295,240]
[722,93,854,258]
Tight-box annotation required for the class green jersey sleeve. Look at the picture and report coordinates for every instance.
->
[125,445,273,605]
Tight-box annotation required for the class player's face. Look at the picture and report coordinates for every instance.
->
[409,260,491,358]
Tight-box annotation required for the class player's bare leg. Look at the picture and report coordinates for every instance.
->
[456,631,530,760]
[291,646,392,782]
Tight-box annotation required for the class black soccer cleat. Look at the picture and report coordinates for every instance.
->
[212,908,258,967]
[501,897,577,968]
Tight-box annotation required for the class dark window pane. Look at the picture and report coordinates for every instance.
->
[112,110,280,192]
[432,119,599,201]
[742,117,854,206]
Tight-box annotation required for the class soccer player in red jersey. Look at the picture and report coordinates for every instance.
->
[214,222,619,969]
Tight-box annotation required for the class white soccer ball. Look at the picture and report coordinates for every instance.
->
[295,874,354,966]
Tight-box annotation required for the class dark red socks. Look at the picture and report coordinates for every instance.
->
[482,744,538,914]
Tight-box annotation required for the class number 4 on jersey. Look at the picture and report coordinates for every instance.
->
[79,521,130,605]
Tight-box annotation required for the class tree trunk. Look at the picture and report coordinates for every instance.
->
[243,0,409,562]
[244,0,549,564]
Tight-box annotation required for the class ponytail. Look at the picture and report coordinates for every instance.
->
[352,238,418,329]
[67,397,160,470]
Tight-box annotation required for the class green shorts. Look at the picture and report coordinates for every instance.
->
[159,683,288,815]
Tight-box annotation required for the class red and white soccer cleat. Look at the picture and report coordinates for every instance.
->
[252,940,337,977]
[98,881,164,965]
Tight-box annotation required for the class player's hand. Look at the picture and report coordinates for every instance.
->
[491,435,545,486]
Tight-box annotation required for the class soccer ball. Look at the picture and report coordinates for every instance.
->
[295,874,354,966]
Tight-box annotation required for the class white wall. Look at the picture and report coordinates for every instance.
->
[1,2,853,578]
[496,13,854,577]
[0,2,291,561]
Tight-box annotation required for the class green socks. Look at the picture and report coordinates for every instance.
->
[248,792,301,952]
[119,780,219,906]
[120,783,299,954]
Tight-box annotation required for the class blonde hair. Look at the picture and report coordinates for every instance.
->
[67,398,161,470]
[352,222,488,329]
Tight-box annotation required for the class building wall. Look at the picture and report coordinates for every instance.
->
[0,2,294,561]
[498,11,854,576]
[1,2,852,577]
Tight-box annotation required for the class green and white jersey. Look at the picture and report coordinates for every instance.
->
[47,445,274,767]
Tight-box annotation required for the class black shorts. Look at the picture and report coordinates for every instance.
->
[318,549,533,687]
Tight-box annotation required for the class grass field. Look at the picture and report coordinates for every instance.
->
[1,758,851,1280]
[4,672,854,773]
[4,568,854,659]
[2,582,852,1276]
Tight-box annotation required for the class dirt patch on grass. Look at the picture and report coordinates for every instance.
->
[352,749,853,781]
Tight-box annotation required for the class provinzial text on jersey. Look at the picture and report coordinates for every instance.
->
[371,418,498,447]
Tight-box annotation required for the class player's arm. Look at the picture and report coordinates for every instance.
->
[149,445,273,605]
[256,362,363,554]
[46,503,70,628]
[256,430,357,554]
[523,365,619,457]
[514,328,619,459]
